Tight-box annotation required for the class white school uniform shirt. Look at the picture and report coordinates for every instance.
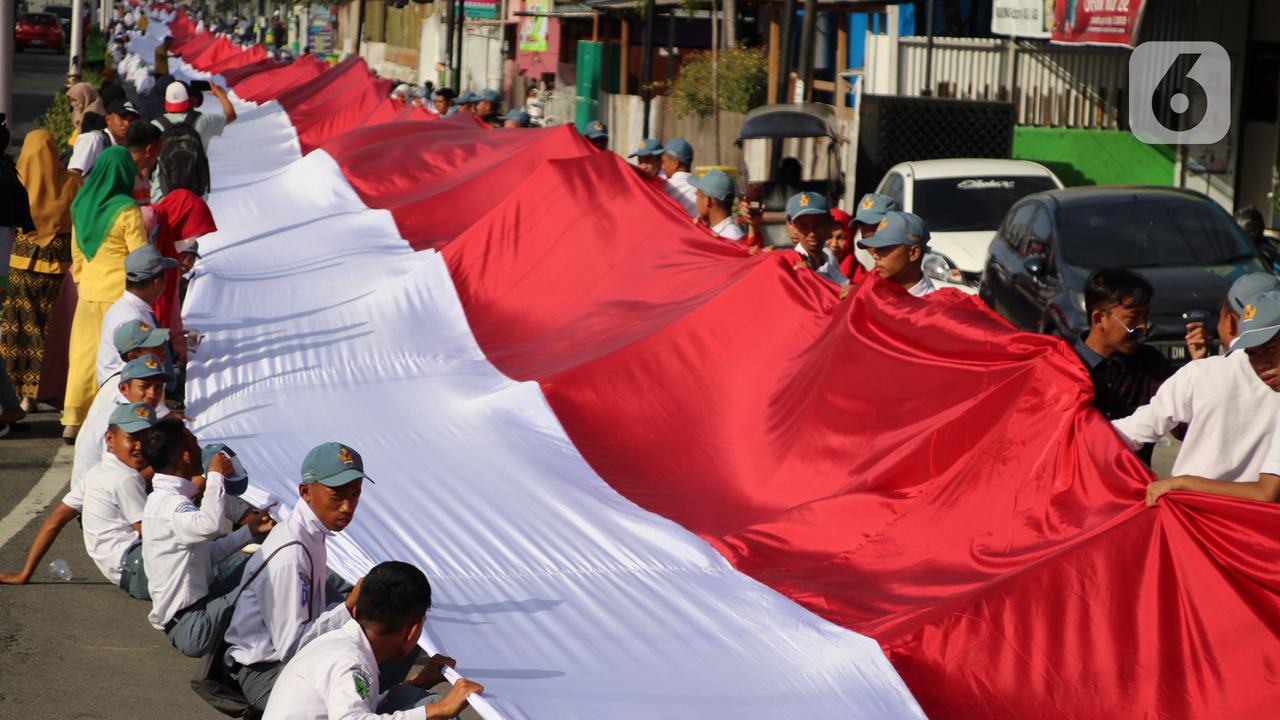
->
[144,472,254,630]
[68,129,118,176]
[96,291,158,387]
[711,216,745,242]
[663,171,699,217]
[794,245,850,287]
[907,275,937,297]
[1116,351,1280,480]
[80,453,148,585]
[64,379,170,512]
[262,619,420,720]
[225,500,352,667]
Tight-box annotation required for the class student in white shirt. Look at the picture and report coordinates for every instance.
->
[689,169,745,242]
[80,401,156,597]
[660,138,698,216]
[628,138,664,179]
[225,442,372,711]
[1116,274,1280,483]
[142,420,275,656]
[0,352,168,587]
[263,562,483,720]
[96,245,175,386]
[68,99,139,177]
[1147,289,1280,507]
[784,192,849,288]
[853,211,937,298]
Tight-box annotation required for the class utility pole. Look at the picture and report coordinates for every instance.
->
[711,0,719,164]
[444,0,455,87]
[68,0,85,83]
[775,0,795,105]
[722,0,735,49]
[796,0,816,102]
[1,0,13,131]
[454,0,465,89]
[639,2,654,136]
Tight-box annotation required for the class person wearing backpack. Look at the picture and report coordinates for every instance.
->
[150,83,226,204]
[151,81,237,150]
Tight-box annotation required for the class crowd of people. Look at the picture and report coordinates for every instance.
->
[2,5,1279,719]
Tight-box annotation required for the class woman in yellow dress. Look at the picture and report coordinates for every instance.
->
[61,146,146,440]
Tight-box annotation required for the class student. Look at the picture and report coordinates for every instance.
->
[0,346,169,586]
[689,169,743,242]
[1115,274,1280,483]
[454,92,477,114]
[151,81,237,148]
[1071,269,1172,429]
[785,192,848,287]
[583,120,608,151]
[124,120,163,205]
[1146,289,1280,507]
[430,88,455,117]
[96,245,175,386]
[225,442,372,711]
[852,211,936,297]
[79,402,156,597]
[67,99,139,177]
[628,138,664,178]
[660,138,697,216]
[1184,271,1279,360]
[475,89,502,127]
[845,193,898,280]
[263,562,483,720]
[143,420,275,656]
[499,110,531,128]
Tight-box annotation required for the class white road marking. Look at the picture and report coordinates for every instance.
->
[0,445,73,551]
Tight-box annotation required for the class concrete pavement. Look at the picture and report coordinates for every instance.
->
[6,46,68,151]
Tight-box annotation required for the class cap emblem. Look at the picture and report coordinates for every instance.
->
[144,356,159,369]
[134,405,149,418]
[338,447,353,464]
[139,322,151,332]
[861,197,874,209]
[1245,304,1257,321]
[877,218,889,231]
[799,195,810,207]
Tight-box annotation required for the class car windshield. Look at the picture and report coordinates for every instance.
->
[1060,195,1255,267]
[912,176,1059,232]
[20,13,56,24]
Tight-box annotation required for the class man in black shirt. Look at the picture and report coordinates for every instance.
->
[1073,268,1172,459]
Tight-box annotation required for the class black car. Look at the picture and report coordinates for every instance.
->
[978,186,1271,365]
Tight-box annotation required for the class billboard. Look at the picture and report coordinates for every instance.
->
[992,0,1147,47]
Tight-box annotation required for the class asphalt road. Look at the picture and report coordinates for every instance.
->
[7,45,68,151]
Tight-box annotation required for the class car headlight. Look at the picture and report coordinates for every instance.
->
[922,253,964,285]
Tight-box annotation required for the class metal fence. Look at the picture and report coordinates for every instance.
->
[863,34,1132,130]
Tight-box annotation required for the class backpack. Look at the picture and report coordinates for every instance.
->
[155,111,211,198]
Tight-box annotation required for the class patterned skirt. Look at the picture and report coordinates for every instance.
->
[2,232,71,398]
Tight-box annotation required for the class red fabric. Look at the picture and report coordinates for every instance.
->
[204,44,267,74]
[148,190,216,331]
[218,58,281,86]
[310,140,1280,718]
[228,55,328,103]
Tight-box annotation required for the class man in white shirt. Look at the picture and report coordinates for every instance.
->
[226,441,372,711]
[785,192,849,288]
[1147,289,1280,507]
[80,402,156,597]
[689,169,744,242]
[855,211,937,298]
[263,562,483,720]
[1116,274,1280,483]
[96,245,175,386]
[660,138,698,216]
[142,419,275,656]
[628,138,665,179]
[68,99,139,177]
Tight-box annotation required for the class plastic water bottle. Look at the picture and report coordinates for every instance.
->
[48,559,72,582]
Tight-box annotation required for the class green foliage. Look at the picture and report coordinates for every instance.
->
[669,45,768,118]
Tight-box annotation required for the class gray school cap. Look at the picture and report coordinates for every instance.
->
[114,319,169,354]
[688,169,734,203]
[125,244,179,282]
[1231,290,1280,352]
[202,444,249,496]
[108,402,157,433]
[300,441,372,487]
[663,137,694,166]
[854,193,900,225]
[1227,273,1280,314]
[857,211,931,249]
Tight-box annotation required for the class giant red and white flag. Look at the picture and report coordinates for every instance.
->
[125,14,1280,720]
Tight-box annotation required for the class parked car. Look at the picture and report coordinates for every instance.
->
[978,186,1271,364]
[872,159,1063,292]
[42,4,73,37]
[15,12,65,53]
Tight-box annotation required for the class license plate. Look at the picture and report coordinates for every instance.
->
[1158,344,1187,361]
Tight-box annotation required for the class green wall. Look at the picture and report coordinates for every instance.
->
[1012,127,1176,187]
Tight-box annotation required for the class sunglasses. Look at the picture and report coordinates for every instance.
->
[1108,311,1150,342]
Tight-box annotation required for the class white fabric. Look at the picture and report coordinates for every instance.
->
[225,500,352,666]
[68,130,116,175]
[184,149,923,719]
[80,453,147,585]
[795,244,850,287]
[711,216,745,241]
[907,275,937,297]
[663,171,698,216]
[144,472,253,629]
[262,619,421,720]
[66,378,171,512]
[96,291,157,387]
[1114,351,1280,480]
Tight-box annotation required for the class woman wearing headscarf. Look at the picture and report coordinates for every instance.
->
[1,130,81,413]
[61,146,146,440]
[144,189,216,334]
[65,83,106,146]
